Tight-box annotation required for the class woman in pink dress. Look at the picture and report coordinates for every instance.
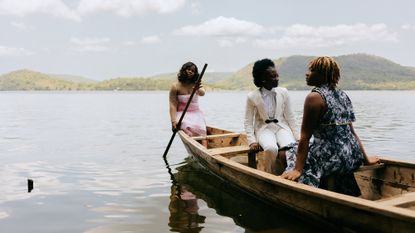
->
[169,62,208,147]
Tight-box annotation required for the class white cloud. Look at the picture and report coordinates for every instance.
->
[10,21,31,30]
[124,41,136,46]
[190,0,200,15]
[0,0,81,21]
[175,20,398,46]
[216,37,247,48]
[123,35,162,46]
[401,24,415,30]
[174,16,265,37]
[77,0,185,17]
[0,211,9,219]
[0,0,185,20]
[140,35,161,44]
[0,45,33,56]
[254,23,398,49]
[70,37,111,52]
[175,19,397,49]
[217,39,233,48]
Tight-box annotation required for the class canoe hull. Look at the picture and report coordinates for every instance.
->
[178,127,415,233]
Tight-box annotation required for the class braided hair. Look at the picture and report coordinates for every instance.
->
[308,56,340,88]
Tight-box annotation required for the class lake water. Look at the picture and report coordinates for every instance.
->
[0,91,414,233]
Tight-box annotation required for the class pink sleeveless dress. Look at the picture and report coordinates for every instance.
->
[176,95,207,136]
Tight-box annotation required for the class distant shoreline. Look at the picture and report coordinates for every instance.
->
[2,54,415,91]
[2,88,415,92]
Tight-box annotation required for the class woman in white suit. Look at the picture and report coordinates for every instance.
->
[244,58,300,174]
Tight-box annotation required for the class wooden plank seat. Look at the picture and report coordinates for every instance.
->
[211,145,292,169]
[208,145,258,168]
[377,192,415,207]
[207,145,250,155]
[208,140,386,175]
[355,163,386,172]
[192,133,241,141]
[324,163,386,192]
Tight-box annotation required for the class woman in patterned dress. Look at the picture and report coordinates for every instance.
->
[281,56,379,196]
[169,62,208,147]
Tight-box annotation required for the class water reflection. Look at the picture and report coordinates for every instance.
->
[166,157,330,233]
[164,156,205,232]
[169,185,206,232]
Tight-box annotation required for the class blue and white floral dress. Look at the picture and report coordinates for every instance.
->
[285,85,364,196]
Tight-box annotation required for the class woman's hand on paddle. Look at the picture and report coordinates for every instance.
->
[195,82,205,96]
[171,121,178,133]
[281,170,301,181]
[195,81,203,89]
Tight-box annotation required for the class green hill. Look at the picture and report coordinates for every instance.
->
[1,54,415,91]
[217,54,415,90]
[0,69,89,90]
[0,69,231,91]
[336,54,415,89]
[0,70,173,91]
[95,77,172,90]
[50,73,97,83]
[148,72,232,84]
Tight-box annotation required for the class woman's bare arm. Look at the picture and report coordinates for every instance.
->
[169,83,178,129]
[350,123,380,165]
[282,92,324,180]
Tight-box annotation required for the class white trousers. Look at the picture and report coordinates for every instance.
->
[256,126,296,174]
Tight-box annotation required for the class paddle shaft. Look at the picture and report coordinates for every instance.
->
[163,63,208,158]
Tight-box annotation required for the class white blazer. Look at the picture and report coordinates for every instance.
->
[244,87,300,145]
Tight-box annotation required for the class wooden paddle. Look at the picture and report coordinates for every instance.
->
[163,63,208,158]
[163,154,181,194]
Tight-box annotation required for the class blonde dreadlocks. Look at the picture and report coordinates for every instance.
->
[308,56,340,88]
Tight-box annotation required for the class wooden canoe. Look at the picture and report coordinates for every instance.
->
[178,126,415,233]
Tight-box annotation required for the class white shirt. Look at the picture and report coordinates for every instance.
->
[260,87,276,119]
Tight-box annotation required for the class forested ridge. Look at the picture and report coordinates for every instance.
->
[2,54,415,91]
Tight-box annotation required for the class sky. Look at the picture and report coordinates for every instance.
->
[0,0,414,80]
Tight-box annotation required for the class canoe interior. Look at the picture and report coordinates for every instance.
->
[191,126,415,210]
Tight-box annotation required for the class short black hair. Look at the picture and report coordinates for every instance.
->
[177,62,199,83]
[252,58,275,87]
